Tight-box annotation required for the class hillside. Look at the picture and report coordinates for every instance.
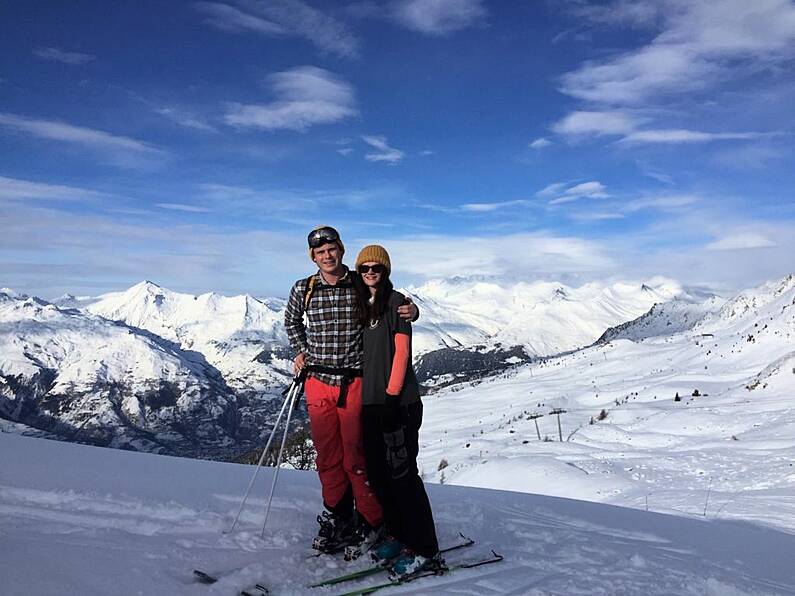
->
[417,275,795,532]
[0,277,697,457]
[0,291,287,458]
[2,431,794,595]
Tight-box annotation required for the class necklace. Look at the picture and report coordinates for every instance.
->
[368,294,379,328]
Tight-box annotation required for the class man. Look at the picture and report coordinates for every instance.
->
[284,225,418,553]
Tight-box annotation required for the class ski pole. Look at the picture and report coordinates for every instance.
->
[260,381,301,537]
[226,378,299,534]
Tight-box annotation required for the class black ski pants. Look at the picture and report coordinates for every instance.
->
[361,401,439,557]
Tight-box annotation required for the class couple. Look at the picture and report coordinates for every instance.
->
[284,226,441,579]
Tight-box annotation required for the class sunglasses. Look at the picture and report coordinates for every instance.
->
[307,227,340,249]
[357,264,387,274]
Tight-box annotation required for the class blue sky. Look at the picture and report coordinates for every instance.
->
[1,0,794,298]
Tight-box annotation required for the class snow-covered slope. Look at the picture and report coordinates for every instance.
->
[0,292,283,457]
[3,431,795,596]
[596,296,725,343]
[406,277,689,355]
[417,274,795,532]
[85,281,291,392]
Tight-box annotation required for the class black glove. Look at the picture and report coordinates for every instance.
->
[384,426,409,479]
[383,394,409,479]
[383,394,403,433]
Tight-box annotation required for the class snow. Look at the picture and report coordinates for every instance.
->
[417,274,795,533]
[405,277,694,355]
[3,274,795,592]
[85,281,290,392]
[0,293,240,456]
[3,431,795,595]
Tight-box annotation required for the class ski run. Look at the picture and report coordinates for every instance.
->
[2,429,795,595]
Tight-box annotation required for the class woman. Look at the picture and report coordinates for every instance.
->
[354,245,442,580]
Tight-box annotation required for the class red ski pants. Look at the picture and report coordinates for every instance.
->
[305,376,383,527]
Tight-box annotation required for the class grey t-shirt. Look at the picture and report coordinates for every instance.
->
[362,290,421,406]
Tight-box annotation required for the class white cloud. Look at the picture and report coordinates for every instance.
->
[569,211,626,222]
[33,47,95,65]
[195,1,284,34]
[712,143,786,170]
[553,110,640,136]
[553,110,763,146]
[536,182,569,198]
[0,113,164,166]
[154,107,217,132]
[337,147,354,156]
[224,66,357,131]
[706,232,777,251]
[0,201,309,297]
[387,232,616,278]
[155,203,212,213]
[197,183,318,213]
[0,176,103,201]
[530,137,552,149]
[195,0,359,58]
[624,194,699,212]
[362,135,405,164]
[621,129,763,144]
[640,169,675,185]
[461,199,532,212]
[549,181,609,205]
[195,182,406,214]
[568,0,663,28]
[419,149,435,156]
[393,0,486,35]
[561,1,795,105]
[567,181,608,197]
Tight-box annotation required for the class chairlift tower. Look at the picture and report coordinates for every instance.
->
[550,408,567,442]
[528,413,544,440]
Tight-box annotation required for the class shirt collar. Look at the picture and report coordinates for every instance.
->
[317,265,350,285]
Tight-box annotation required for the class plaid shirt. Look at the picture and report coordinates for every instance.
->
[284,267,363,386]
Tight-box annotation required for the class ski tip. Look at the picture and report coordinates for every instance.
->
[193,569,218,584]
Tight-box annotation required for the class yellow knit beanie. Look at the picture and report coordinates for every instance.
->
[308,225,345,259]
[355,245,391,274]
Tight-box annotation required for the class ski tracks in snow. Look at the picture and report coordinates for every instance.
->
[0,484,221,536]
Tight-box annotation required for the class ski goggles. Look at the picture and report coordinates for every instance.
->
[357,264,387,274]
[307,226,341,249]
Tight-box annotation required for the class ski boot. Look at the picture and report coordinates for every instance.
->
[343,520,384,561]
[388,551,446,582]
[369,535,404,566]
[312,509,358,553]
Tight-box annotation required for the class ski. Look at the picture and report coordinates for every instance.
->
[335,550,504,596]
[193,563,252,584]
[308,533,474,588]
[240,584,270,595]
[193,569,221,584]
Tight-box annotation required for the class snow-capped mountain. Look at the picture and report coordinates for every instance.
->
[406,277,689,356]
[5,274,791,468]
[85,281,291,392]
[417,274,795,532]
[0,291,286,457]
[51,277,695,396]
[595,296,726,344]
